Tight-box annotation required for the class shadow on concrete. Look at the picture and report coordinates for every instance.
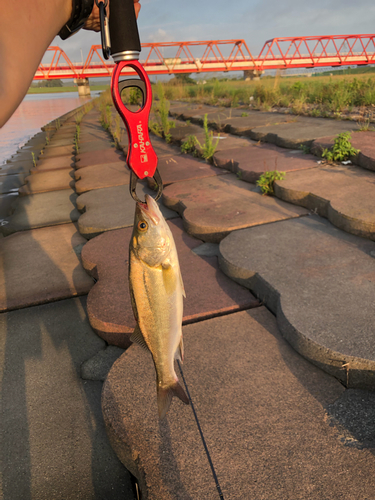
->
[0,117,136,499]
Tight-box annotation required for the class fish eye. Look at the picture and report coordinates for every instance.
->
[138,221,148,232]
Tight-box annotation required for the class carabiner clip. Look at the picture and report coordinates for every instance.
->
[130,169,163,203]
[96,0,111,60]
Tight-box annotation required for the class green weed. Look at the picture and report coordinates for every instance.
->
[100,103,113,131]
[149,119,163,137]
[195,114,219,162]
[111,114,123,150]
[75,123,80,154]
[155,82,175,137]
[75,113,83,125]
[299,144,310,154]
[241,112,249,117]
[356,109,375,131]
[181,135,198,155]
[257,170,286,195]
[321,132,359,162]
[31,152,36,168]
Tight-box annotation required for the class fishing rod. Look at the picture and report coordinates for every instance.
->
[96,0,162,203]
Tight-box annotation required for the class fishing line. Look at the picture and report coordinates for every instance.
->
[177,360,225,500]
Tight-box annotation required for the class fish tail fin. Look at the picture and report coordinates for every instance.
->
[157,380,190,419]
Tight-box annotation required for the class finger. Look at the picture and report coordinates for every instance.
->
[134,1,141,19]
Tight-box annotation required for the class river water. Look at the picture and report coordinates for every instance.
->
[0,92,100,165]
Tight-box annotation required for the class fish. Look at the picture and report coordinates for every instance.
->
[129,194,189,418]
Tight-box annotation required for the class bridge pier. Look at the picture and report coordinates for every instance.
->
[244,69,264,81]
[74,78,91,97]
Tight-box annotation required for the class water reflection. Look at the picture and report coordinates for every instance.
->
[0,91,101,165]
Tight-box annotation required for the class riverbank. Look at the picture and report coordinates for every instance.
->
[28,85,108,94]
[159,72,375,121]
[0,92,100,165]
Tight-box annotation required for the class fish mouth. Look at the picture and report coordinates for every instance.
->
[136,195,160,224]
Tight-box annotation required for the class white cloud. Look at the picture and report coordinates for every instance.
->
[146,28,173,43]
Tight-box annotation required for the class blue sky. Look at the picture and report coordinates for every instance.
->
[52,0,375,65]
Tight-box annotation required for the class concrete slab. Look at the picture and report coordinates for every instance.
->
[81,345,125,381]
[0,297,135,499]
[1,189,80,235]
[19,169,75,195]
[102,343,222,500]
[50,129,76,142]
[176,130,255,153]
[31,155,74,173]
[76,149,125,169]
[326,388,375,448]
[0,193,18,220]
[220,113,294,135]
[24,131,48,150]
[170,105,358,149]
[0,173,25,194]
[41,145,75,159]
[78,141,115,154]
[312,131,375,172]
[151,138,182,157]
[249,116,356,148]
[74,162,130,194]
[102,308,375,500]
[162,174,308,242]
[76,184,178,239]
[219,215,375,389]
[169,103,251,127]
[0,160,33,176]
[0,223,93,312]
[203,134,255,152]
[214,145,318,182]
[7,150,39,164]
[274,164,375,240]
[79,130,111,143]
[169,121,203,143]
[45,138,73,148]
[147,155,227,189]
[81,218,258,348]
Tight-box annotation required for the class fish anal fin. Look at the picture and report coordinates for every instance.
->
[175,336,184,363]
[157,380,189,419]
[130,324,149,350]
[179,269,186,298]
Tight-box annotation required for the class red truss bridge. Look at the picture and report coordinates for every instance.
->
[34,34,375,80]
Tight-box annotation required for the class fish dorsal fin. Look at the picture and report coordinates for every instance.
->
[175,335,184,363]
[130,324,149,351]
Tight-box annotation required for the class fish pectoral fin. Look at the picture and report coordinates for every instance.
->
[157,380,190,419]
[161,259,171,269]
[175,336,184,363]
[130,324,149,351]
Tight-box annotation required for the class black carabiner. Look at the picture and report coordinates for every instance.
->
[96,0,111,60]
[130,170,163,203]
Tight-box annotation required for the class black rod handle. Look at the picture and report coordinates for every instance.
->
[109,0,141,56]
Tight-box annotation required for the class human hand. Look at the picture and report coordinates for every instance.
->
[84,0,141,32]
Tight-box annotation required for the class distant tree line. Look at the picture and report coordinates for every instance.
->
[31,79,64,88]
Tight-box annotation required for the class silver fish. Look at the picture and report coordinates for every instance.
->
[129,194,189,418]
